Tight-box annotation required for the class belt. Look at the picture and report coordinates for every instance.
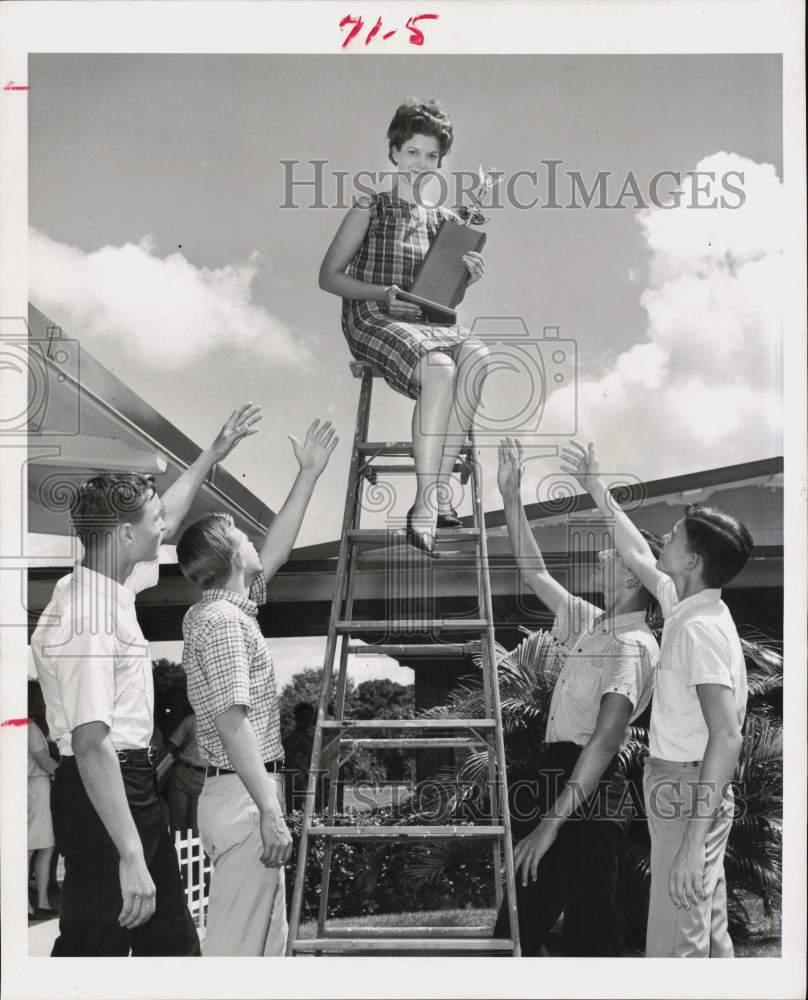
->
[206,758,284,778]
[180,760,208,774]
[116,747,156,768]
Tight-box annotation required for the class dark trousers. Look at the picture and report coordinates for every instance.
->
[165,761,206,837]
[51,756,200,957]
[494,742,627,957]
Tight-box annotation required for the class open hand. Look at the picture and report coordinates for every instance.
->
[497,436,524,499]
[462,251,486,286]
[210,402,263,462]
[289,419,338,477]
[560,439,600,485]
[512,821,558,887]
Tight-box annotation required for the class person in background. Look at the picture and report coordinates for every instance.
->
[282,702,315,813]
[164,700,207,837]
[28,681,59,920]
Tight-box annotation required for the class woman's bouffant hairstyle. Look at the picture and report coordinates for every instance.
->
[682,503,754,588]
[387,98,454,166]
[176,512,240,589]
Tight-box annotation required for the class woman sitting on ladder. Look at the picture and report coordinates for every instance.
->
[319,97,490,556]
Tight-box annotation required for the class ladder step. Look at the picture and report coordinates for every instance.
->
[337,619,490,634]
[363,462,469,477]
[338,737,488,749]
[309,825,505,840]
[358,441,471,458]
[321,719,495,730]
[346,643,476,656]
[292,937,514,953]
[347,527,478,543]
[321,925,493,939]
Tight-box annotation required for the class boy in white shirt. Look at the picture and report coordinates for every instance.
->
[561,440,753,958]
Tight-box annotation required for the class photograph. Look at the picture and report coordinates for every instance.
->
[0,2,805,999]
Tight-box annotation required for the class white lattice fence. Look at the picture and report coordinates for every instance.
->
[174,830,212,937]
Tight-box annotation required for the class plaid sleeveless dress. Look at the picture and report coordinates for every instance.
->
[341,191,470,400]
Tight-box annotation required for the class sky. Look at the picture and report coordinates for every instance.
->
[27,53,783,681]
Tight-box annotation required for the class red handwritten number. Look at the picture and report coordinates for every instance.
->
[405,13,439,46]
[339,14,364,49]
[340,13,438,48]
[365,16,383,45]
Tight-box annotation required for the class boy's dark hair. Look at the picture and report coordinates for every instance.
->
[176,512,239,589]
[387,98,454,166]
[70,474,156,546]
[683,503,754,588]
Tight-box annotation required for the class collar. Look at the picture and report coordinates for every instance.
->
[201,587,259,618]
[71,564,135,609]
[595,609,648,634]
[667,587,723,617]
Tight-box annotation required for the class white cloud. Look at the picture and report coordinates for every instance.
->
[522,152,783,493]
[29,228,310,367]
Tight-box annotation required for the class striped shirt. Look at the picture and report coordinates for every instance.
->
[181,575,283,770]
[545,596,659,746]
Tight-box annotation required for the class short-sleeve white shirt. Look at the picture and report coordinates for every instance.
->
[649,576,747,761]
[544,596,659,746]
[31,560,159,756]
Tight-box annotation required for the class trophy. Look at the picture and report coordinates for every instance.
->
[396,166,500,325]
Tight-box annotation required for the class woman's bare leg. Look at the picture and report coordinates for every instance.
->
[436,340,492,510]
[34,846,54,909]
[410,352,456,536]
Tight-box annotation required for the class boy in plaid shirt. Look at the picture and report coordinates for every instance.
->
[177,418,337,956]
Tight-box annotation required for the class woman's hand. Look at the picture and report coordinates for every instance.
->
[462,251,486,286]
[384,284,423,320]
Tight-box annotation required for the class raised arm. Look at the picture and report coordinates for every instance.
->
[560,440,666,596]
[258,419,338,582]
[162,403,263,540]
[497,438,571,616]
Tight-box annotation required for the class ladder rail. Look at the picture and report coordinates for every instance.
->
[468,426,521,957]
[286,368,374,954]
[469,451,504,915]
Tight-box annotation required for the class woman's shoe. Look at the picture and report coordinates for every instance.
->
[436,506,462,529]
[406,506,437,557]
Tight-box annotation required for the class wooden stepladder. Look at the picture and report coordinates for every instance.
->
[285,362,521,956]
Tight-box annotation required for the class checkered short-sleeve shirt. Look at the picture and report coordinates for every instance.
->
[181,574,283,769]
[545,596,659,746]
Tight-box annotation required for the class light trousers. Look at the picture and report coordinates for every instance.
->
[198,772,288,956]
[643,757,735,958]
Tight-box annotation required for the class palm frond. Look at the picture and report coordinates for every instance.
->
[740,635,783,700]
